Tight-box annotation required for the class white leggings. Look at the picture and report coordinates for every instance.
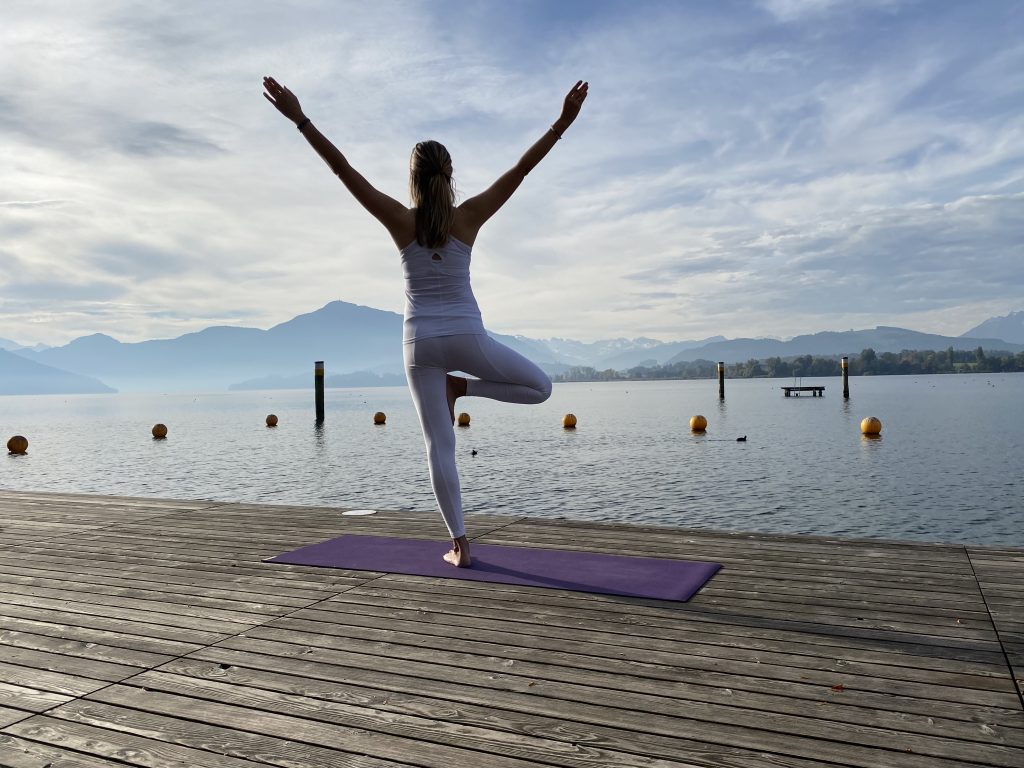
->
[404,333,552,538]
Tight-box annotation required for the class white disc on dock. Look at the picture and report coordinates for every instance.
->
[342,509,377,516]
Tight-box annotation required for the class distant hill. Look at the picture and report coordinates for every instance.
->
[590,337,727,369]
[230,370,407,390]
[15,302,406,392]
[664,326,1024,365]
[0,337,50,353]
[0,348,116,395]
[10,300,1024,394]
[961,310,1024,344]
[9,302,585,392]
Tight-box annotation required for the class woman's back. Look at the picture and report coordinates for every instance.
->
[400,234,484,342]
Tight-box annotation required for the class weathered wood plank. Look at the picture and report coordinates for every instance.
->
[50,693,577,768]
[285,604,1015,694]
[327,582,1005,655]
[0,613,210,657]
[970,547,1024,702]
[90,679,703,768]
[1,489,1021,768]
[0,705,32,729]
[148,659,836,768]
[4,544,373,585]
[298,595,1010,679]
[0,730,135,768]
[183,644,1011,768]
[0,680,72,713]
[0,589,252,635]
[245,614,1024,746]
[224,623,1019,718]
[4,714,392,768]
[0,661,115,700]
[0,571,310,615]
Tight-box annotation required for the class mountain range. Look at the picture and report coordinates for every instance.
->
[0,348,115,396]
[961,310,1024,344]
[2,302,1022,394]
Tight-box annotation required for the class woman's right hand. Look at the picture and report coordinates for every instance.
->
[558,80,589,127]
[263,76,306,124]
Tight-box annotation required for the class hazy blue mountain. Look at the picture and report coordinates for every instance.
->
[499,335,727,371]
[961,310,1024,344]
[0,348,116,395]
[13,299,1024,393]
[0,337,50,352]
[540,337,662,366]
[16,302,405,392]
[11,300,587,392]
[664,326,1024,365]
[230,370,407,390]
[488,333,561,364]
[592,337,727,370]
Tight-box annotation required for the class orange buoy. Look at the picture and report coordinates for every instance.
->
[373,411,386,425]
[7,435,28,454]
[266,414,278,427]
[152,423,168,439]
[860,416,882,435]
[689,415,707,432]
[457,412,471,427]
[562,413,577,429]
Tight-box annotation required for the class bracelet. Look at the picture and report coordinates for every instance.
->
[549,125,562,140]
[296,117,311,132]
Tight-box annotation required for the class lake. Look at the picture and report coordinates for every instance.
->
[1,373,1021,547]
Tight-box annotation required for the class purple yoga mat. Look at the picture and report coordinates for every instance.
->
[265,534,721,601]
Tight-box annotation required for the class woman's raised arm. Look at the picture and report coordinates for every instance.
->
[459,80,588,233]
[263,76,407,240]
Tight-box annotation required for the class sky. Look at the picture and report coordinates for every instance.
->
[2,0,1023,346]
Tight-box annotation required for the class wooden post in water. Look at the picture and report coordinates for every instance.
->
[315,360,325,422]
[841,356,849,399]
[717,361,725,400]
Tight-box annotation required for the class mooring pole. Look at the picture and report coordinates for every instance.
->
[315,360,325,421]
[717,361,725,400]
[841,356,849,399]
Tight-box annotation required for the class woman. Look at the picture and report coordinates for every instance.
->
[263,75,588,567]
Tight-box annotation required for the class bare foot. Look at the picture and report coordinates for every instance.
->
[443,535,471,567]
[446,374,467,425]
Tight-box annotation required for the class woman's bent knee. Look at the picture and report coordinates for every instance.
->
[537,376,553,403]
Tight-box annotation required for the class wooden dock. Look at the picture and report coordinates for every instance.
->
[0,489,1021,767]
[782,386,826,397]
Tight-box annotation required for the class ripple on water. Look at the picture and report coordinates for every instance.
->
[1,375,1022,546]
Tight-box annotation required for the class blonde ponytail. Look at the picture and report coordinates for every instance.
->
[410,140,455,248]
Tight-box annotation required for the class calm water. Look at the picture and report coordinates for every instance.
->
[1,374,1021,546]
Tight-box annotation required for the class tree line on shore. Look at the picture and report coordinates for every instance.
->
[551,347,1024,382]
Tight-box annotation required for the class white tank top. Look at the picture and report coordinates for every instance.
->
[400,235,485,342]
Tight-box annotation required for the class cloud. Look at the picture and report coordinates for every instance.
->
[115,121,225,157]
[1,279,126,302]
[0,200,69,208]
[604,192,1024,338]
[88,239,193,279]
[757,0,904,23]
[1,0,1022,347]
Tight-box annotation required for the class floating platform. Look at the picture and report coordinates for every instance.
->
[782,385,826,397]
[0,489,1021,767]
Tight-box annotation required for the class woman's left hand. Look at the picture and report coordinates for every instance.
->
[263,76,306,124]
[558,80,589,126]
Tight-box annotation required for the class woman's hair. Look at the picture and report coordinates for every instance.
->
[409,140,455,248]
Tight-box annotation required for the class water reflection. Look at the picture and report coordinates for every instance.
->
[840,398,853,420]
[313,421,327,453]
